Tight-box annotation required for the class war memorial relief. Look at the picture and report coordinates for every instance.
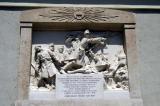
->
[15,7,143,106]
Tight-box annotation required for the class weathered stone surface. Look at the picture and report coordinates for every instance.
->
[17,7,142,106]
[21,7,135,24]
[15,99,143,106]
[15,100,127,106]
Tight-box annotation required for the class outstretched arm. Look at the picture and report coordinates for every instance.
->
[88,37,107,44]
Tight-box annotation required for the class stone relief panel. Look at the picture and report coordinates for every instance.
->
[30,30,128,91]
[21,7,134,24]
[39,8,119,22]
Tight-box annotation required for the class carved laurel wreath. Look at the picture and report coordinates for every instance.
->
[39,7,119,22]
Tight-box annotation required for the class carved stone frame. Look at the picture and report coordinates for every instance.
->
[16,7,143,106]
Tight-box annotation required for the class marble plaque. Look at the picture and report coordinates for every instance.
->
[56,74,104,99]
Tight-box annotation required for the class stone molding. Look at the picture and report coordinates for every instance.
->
[17,7,143,106]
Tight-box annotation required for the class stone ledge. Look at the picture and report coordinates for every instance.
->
[15,99,143,106]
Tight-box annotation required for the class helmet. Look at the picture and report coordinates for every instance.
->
[84,29,90,34]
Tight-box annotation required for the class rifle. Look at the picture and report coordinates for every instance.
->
[31,64,39,77]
